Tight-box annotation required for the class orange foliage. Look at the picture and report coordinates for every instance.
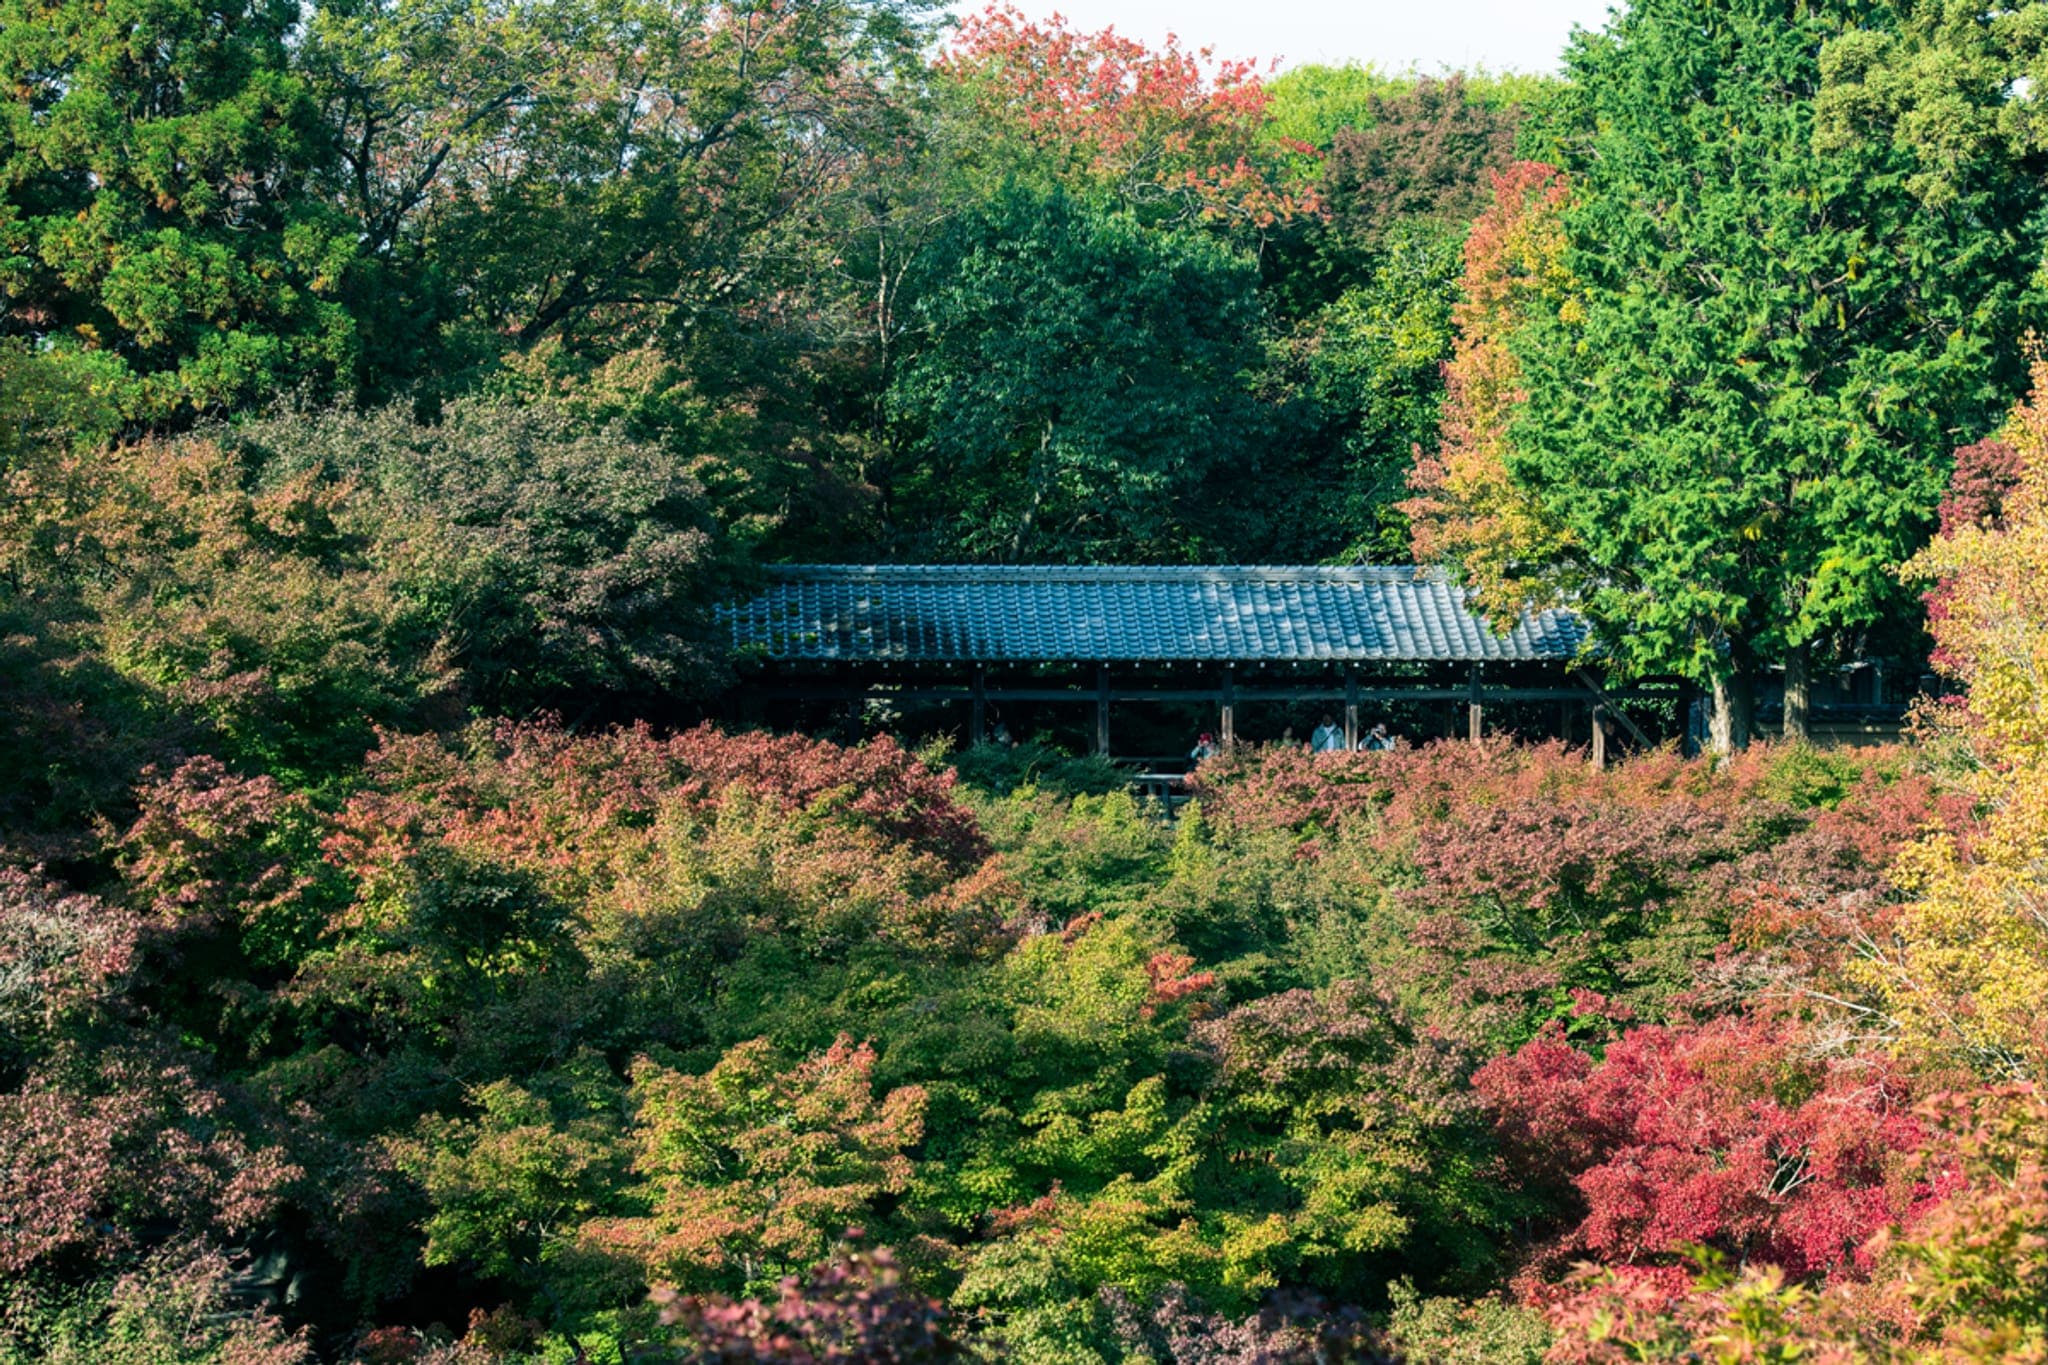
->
[941,3,1311,227]
[1402,161,1579,618]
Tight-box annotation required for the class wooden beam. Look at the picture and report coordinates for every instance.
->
[1467,665,1483,744]
[1344,668,1360,749]
[1592,704,1608,770]
[970,667,987,746]
[1220,685,1636,703]
[1572,669,1655,749]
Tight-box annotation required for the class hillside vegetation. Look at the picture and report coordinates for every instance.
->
[7,0,2048,1360]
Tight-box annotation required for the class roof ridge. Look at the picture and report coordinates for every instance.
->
[763,563,1442,581]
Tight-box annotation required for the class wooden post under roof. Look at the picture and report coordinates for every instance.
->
[1467,665,1483,744]
[1343,668,1360,749]
[1094,665,1111,756]
[1220,665,1237,749]
[1592,704,1609,770]
[971,667,987,746]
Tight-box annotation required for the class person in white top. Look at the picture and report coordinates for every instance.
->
[1310,713,1346,753]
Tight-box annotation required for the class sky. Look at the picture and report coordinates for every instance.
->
[969,0,1624,74]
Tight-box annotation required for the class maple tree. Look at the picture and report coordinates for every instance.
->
[0,684,2026,1361]
[653,1246,965,1363]
[1320,76,1524,253]
[938,3,1307,230]
[1864,352,2048,1077]
[585,1038,926,1295]
[1534,1085,2048,1364]
[1400,161,1579,620]
[1477,1014,1942,1279]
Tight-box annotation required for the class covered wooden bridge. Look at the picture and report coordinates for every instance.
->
[720,565,1669,760]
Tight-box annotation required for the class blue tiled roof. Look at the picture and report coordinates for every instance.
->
[722,566,1590,664]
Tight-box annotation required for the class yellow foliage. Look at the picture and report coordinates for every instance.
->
[1876,353,2048,1076]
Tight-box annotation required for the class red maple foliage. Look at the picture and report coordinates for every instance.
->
[941,3,1309,226]
[118,755,310,930]
[1925,437,2029,674]
[0,865,303,1279]
[1321,75,1523,249]
[1476,1015,1950,1281]
[328,720,987,880]
[319,720,1009,962]
[1194,740,1928,916]
[1535,1085,2048,1361]
[0,1049,299,1275]
[0,866,141,1050]
[1938,438,2026,537]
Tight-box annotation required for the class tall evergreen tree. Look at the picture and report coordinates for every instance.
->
[1507,0,2046,749]
[0,0,356,418]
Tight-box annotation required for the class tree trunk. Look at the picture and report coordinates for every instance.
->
[1010,420,1055,558]
[1707,650,1756,757]
[1781,641,1811,745]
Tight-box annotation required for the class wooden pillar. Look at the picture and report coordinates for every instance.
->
[1592,704,1609,771]
[1220,665,1237,750]
[1094,665,1111,757]
[970,667,987,746]
[1343,668,1360,749]
[1467,665,1483,744]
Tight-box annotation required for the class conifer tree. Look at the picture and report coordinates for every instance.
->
[1507,0,2046,749]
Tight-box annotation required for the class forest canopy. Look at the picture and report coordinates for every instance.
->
[8,0,2048,1361]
